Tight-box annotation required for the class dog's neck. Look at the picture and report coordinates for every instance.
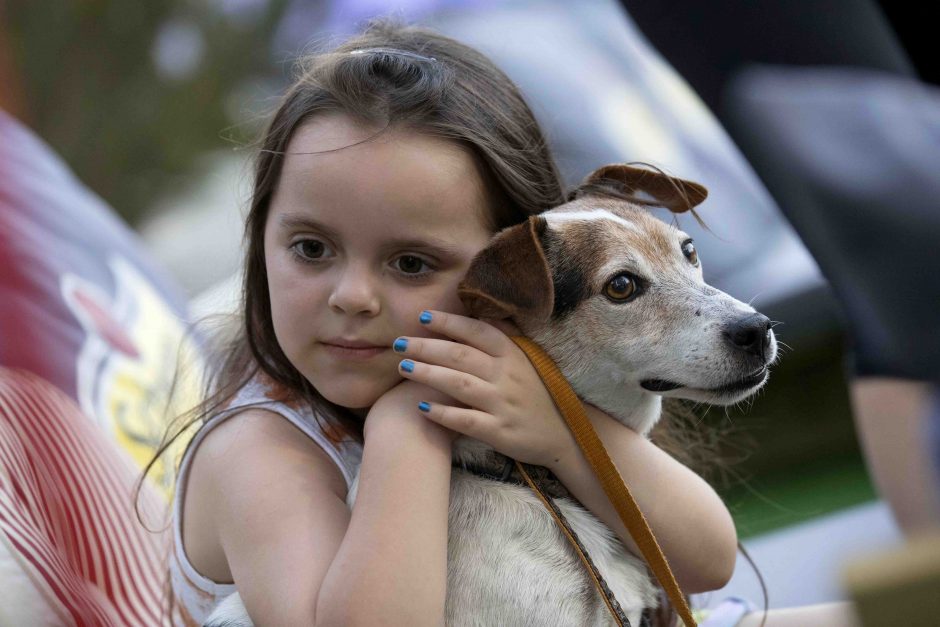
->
[566,372,662,436]
[599,390,662,437]
[517,327,664,436]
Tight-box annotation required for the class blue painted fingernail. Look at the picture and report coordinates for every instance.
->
[400,359,415,373]
[418,401,431,412]
[393,338,408,353]
[419,310,433,324]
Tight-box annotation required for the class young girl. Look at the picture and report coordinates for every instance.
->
[150,20,738,626]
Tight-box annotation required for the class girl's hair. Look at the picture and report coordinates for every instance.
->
[143,18,567,465]
[138,18,735,626]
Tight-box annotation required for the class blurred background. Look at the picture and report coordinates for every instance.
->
[1,0,934,610]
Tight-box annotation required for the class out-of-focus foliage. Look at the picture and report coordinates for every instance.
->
[3,0,290,225]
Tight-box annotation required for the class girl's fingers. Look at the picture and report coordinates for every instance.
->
[417,400,493,439]
[398,358,492,412]
[392,335,492,381]
[417,310,510,357]
[482,317,522,339]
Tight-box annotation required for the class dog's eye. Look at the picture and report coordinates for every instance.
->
[681,239,699,266]
[605,273,637,301]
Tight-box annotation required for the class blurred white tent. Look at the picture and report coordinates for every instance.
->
[139,151,248,315]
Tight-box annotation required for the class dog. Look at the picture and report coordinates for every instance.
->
[205,164,778,626]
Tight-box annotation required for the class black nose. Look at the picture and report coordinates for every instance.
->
[722,313,772,360]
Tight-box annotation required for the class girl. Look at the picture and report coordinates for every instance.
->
[147,20,738,626]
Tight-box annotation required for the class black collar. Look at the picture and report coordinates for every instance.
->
[452,453,572,501]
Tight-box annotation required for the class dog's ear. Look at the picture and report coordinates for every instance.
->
[583,164,708,213]
[458,216,554,326]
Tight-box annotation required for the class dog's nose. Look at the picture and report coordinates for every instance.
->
[722,313,772,360]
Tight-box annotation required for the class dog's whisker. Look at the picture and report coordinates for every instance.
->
[699,404,714,421]
[746,290,766,307]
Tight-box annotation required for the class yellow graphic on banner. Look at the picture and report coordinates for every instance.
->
[63,256,204,501]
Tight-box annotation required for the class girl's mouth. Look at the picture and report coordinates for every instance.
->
[320,342,387,359]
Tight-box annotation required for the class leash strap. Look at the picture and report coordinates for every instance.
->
[509,336,697,627]
[514,460,632,626]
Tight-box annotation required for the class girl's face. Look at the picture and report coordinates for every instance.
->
[264,113,494,413]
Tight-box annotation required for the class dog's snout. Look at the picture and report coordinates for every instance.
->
[722,313,772,360]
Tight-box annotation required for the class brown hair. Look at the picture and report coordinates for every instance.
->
[138,19,729,626]
[138,17,569,623]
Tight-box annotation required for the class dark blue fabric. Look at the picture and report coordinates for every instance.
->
[724,68,940,383]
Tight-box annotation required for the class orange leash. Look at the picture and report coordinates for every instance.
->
[510,336,697,627]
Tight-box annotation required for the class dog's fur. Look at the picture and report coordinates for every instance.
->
[204,165,777,626]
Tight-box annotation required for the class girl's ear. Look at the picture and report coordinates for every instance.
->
[457,216,554,326]
[583,164,708,213]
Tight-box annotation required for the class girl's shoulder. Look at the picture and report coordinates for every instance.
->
[222,371,305,414]
[215,373,364,489]
[172,402,353,621]
[230,372,304,410]
[190,404,349,501]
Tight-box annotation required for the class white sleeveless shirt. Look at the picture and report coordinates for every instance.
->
[169,376,363,626]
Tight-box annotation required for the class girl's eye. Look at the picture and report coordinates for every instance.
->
[394,255,432,276]
[291,239,329,261]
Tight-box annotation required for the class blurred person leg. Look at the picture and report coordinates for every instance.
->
[851,380,940,537]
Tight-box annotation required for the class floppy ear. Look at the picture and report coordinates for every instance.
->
[584,164,708,213]
[457,215,554,325]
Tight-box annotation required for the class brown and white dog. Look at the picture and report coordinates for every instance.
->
[206,165,777,626]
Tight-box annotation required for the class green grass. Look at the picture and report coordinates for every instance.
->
[721,455,878,539]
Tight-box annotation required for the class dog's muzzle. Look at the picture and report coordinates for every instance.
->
[640,312,774,395]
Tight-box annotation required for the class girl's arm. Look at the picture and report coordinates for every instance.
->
[317,381,455,625]
[546,404,737,593]
[201,381,455,626]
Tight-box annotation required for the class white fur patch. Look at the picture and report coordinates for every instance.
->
[544,209,639,233]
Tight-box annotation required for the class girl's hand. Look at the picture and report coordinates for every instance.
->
[364,379,463,444]
[392,310,576,468]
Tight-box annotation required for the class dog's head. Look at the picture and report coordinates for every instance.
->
[458,164,778,435]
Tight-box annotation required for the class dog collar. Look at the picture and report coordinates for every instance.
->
[452,452,571,501]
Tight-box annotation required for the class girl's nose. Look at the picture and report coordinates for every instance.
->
[327,265,381,316]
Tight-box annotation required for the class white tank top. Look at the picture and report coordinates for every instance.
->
[168,376,363,626]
